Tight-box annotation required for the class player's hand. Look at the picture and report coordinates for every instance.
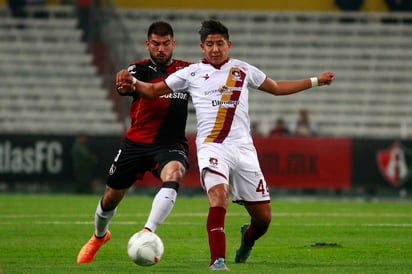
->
[116,69,136,94]
[317,71,335,86]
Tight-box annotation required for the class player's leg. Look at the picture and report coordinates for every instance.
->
[143,160,186,232]
[204,170,230,270]
[244,203,271,251]
[96,186,129,236]
[77,141,142,264]
[234,202,271,263]
[244,203,272,242]
[77,186,128,264]
[197,143,231,270]
[232,145,271,263]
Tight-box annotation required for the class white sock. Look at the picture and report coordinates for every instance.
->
[94,199,116,238]
[144,187,177,232]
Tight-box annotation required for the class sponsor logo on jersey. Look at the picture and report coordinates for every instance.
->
[160,92,188,100]
[218,84,229,93]
[231,69,242,81]
[211,100,239,107]
[209,157,218,166]
[127,65,136,72]
[148,65,158,72]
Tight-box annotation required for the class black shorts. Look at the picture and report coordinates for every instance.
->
[106,138,189,189]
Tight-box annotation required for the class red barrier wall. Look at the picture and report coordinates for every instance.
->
[179,136,352,190]
[4,134,411,192]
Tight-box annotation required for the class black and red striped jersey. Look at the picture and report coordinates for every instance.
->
[123,59,191,145]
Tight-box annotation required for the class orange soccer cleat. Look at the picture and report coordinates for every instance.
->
[76,231,111,264]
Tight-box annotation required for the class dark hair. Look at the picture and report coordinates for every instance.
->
[198,19,229,43]
[147,21,174,38]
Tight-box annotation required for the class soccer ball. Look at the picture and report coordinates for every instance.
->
[127,231,164,266]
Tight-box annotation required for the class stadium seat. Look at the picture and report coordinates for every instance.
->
[0,5,123,136]
[115,10,408,139]
[4,6,410,139]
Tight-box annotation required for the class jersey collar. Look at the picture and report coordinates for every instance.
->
[149,58,174,69]
[201,57,229,70]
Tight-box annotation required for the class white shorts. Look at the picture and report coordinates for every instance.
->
[197,142,270,204]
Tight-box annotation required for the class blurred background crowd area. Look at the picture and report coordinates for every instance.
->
[1,0,412,138]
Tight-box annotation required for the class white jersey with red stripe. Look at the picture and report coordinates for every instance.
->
[165,58,266,146]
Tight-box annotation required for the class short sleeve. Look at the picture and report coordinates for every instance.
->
[165,67,190,92]
[247,64,267,89]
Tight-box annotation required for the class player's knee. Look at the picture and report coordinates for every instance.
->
[263,208,272,225]
[101,187,126,210]
[264,213,272,228]
[263,215,272,228]
[252,215,271,236]
[207,184,229,208]
[101,197,119,211]
[248,203,272,227]
[255,215,271,228]
[162,162,186,182]
[172,165,186,180]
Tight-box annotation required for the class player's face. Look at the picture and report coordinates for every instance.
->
[146,34,176,66]
[200,34,231,66]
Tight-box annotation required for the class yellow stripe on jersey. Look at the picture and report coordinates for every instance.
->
[204,67,244,143]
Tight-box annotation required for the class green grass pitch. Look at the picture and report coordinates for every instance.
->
[0,193,411,273]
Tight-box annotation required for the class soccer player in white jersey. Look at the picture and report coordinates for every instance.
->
[116,19,335,271]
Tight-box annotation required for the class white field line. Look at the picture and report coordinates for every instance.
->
[0,212,411,226]
[0,212,411,218]
[0,221,412,227]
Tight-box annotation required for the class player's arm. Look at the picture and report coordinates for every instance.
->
[258,71,335,96]
[116,69,172,99]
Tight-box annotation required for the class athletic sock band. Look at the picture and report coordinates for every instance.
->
[162,181,180,192]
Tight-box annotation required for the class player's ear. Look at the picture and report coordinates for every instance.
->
[200,43,205,52]
[227,40,232,49]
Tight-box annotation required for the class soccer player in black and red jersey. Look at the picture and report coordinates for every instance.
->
[77,21,192,264]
